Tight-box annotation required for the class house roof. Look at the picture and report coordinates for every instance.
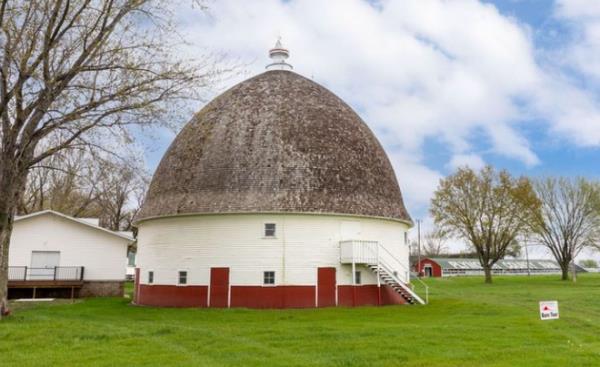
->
[136,70,411,225]
[15,210,134,242]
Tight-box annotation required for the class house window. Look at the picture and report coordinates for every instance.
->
[127,251,136,266]
[264,223,276,237]
[178,271,187,285]
[355,271,362,285]
[148,271,154,284]
[263,271,275,285]
[404,232,408,245]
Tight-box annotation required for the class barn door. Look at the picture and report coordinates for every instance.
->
[317,267,336,307]
[210,267,230,308]
[424,265,433,277]
[30,251,60,280]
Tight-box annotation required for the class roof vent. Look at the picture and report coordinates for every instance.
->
[266,37,293,71]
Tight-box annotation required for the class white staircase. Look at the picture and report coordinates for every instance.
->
[340,240,428,305]
[366,263,426,305]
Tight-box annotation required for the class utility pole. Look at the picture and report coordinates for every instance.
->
[524,236,531,277]
[417,219,422,277]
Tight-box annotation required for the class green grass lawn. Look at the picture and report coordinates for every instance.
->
[1,275,600,367]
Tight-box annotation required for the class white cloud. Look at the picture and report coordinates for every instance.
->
[554,1,600,81]
[486,123,539,166]
[542,1,600,146]
[169,0,600,220]
[447,154,486,171]
[555,0,600,19]
[388,151,442,216]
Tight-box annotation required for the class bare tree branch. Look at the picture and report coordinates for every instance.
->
[530,177,600,280]
[0,0,227,318]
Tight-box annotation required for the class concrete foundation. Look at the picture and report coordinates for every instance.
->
[80,281,124,297]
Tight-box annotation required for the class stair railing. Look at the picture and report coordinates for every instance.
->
[409,276,429,304]
[377,258,427,305]
[363,243,428,305]
[376,245,429,304]
[339,240,428,304]
[376,244,411,282]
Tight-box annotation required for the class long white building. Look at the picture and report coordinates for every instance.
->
[9,210,133,298]
[134,42,422,308]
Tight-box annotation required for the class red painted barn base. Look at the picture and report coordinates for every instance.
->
[337,285,407,306]
[138,285,209,307]
[230,286,315,308]
[133,267,408,308]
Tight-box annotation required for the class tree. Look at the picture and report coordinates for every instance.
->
[19,147,149,231]
[504,240,522,259]
[445,251,478,258]
[0,0,224,318]
[430,166,540,283]
[579,259,598,268]
[19,147,103,217]
[422,228,449,257]
[95,158,149,231]
[531,178,600,280]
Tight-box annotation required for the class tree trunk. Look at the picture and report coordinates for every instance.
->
[483,265,493,284]
[0,211,14,319]
[0,162,29,319]
[560,262,569,281]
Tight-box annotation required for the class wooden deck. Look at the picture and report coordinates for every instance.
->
[8,266,85,299]
[8,280,84,288]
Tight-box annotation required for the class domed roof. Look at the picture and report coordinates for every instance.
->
[136,70,411,224]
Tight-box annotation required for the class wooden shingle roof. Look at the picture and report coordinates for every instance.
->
[136,70,411,224]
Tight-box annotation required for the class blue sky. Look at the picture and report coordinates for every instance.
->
[480,0,599,179]
[144,0,600,255]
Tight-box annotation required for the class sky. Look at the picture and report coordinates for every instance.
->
[145,0,600,258]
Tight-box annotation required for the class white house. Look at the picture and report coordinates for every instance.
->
[133,42,423,308]
[8,210,133,298]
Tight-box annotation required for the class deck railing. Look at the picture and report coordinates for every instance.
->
[340,240,412,281]
[8,266,85,282]
[340,240,379,265]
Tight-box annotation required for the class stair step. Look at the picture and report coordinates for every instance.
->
[365,263,423,305]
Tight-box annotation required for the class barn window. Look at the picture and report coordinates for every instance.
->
[264,223,276,237]
[148,271,154,284]
[263,271,275,285]
[355,271,362,285]
[404,232,408,245]
[178,271,187,285]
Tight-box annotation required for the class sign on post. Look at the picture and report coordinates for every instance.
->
[539,301,559,320]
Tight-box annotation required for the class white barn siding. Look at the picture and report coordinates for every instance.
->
[10,214,129,281]
[136,213,410,286]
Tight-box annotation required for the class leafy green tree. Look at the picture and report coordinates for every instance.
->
[579,259,598,268]
[430,166,540,283]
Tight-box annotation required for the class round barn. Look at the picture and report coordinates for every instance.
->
[133,41,423,308]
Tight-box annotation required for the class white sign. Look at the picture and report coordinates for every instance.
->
[539,301,559,320]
